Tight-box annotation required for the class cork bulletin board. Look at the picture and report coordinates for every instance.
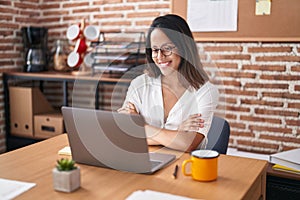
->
[171,0,300,42]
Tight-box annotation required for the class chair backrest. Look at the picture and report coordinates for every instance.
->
[206,116,230,154]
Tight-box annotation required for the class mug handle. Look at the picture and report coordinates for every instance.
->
[182,159,192,176]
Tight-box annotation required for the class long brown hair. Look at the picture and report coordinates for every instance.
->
[145,14,209,90]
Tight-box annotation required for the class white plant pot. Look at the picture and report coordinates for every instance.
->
[52,167,81,192]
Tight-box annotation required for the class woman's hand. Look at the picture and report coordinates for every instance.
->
[117,102,138,114]
[178,114,204,132]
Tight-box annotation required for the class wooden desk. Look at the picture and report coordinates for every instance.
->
[0,134,267,200]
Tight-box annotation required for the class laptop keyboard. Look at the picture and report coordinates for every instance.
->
[151,160,162,168]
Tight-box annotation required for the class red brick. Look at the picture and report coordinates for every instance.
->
[0,30,13,37]
[260,134,300,143]
[225,105,251,113]
[0,23,19,29]
[282,146,300,152]
[14,2,39,9]
[138,4,169,10]
[63,2,89,8]
[0,7,17,14]
[256,56,300,62]
[0,0,12,6]
[19,10,40,17]
[244,83,289,90]
[211,54,251,60]
[260,74,300,81]
[224,114,237,120]
[103,6,135,11]
[135,20,152,26]
[248,47,292,53]
[255,108,299,117]
[229,122,246,129]
[127,12,160,18]
[291,65,300,72]
[223,97,237,104]
[288,102,300,108]
[241,99,283,107]
[204,46,243,52]
[218,71,256,79]
[15,17,39,23]
[73,8,100,14]
[242,64,286,72]
[94,13,124,19]
[240,115,282,124]
[127,0,158,2]
[102,21,132,26]
[285,119,300,126]
[231,130,254,137]
[262,92,300,100]
[39,3,60,9]
[93,0,122,4]
[222,80,241,87]
[215,63,238,69]
[225,89,257,96]
[237,140,279,152]
[249,125,293,133]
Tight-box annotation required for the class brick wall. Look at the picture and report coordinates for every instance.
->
[0,0,299,154]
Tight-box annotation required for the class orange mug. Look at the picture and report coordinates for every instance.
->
[182,150,219,181]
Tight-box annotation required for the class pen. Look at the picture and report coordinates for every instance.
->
[172,164,178,179]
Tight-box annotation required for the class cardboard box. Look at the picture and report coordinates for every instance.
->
[9,87,54,137]
[34,112,64,139]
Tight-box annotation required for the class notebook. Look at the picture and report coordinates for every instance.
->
[61,106,176,174]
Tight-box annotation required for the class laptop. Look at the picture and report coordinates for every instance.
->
[61,106,176,174]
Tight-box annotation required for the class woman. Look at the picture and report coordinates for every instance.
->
[118,14,219,152]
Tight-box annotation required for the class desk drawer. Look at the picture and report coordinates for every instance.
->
[266,175,300,200]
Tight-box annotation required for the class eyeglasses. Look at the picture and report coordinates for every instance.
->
[151,45,177,58]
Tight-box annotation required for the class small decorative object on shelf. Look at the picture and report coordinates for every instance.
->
[52,158,81,193]
[53,40,69,72]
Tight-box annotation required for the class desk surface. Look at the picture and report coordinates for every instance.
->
[0,134,267,200]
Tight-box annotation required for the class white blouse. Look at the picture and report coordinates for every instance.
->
[121,74,219,149]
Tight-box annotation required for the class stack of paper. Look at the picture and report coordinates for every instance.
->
[0,178,36,200]
[269,148,300,174]
[126,190,196,200]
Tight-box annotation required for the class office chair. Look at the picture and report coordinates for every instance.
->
[206,116,230,154]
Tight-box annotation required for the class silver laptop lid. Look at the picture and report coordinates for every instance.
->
[62,106,156,173]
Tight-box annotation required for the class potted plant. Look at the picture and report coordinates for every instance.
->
[52,158,81,192]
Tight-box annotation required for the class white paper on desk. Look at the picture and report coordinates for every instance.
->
[187,0,238,32]
[126,190,196,200]
[0,178,36,200]
[58,146,72,156]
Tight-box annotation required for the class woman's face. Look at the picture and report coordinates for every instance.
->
[150,28,181,77]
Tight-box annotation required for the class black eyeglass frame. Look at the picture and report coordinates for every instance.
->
[151,45,177,58]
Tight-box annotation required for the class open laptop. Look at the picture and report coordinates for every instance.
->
[61,106,176,174]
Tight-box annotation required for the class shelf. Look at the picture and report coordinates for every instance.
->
[90,32,146,74]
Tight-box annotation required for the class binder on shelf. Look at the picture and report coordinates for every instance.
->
[272,164,300,175]
[269,148,300,170]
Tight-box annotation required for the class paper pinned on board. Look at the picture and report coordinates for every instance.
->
[255,0,272,15]
[0,178,36,200]
[187,0,238,32]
